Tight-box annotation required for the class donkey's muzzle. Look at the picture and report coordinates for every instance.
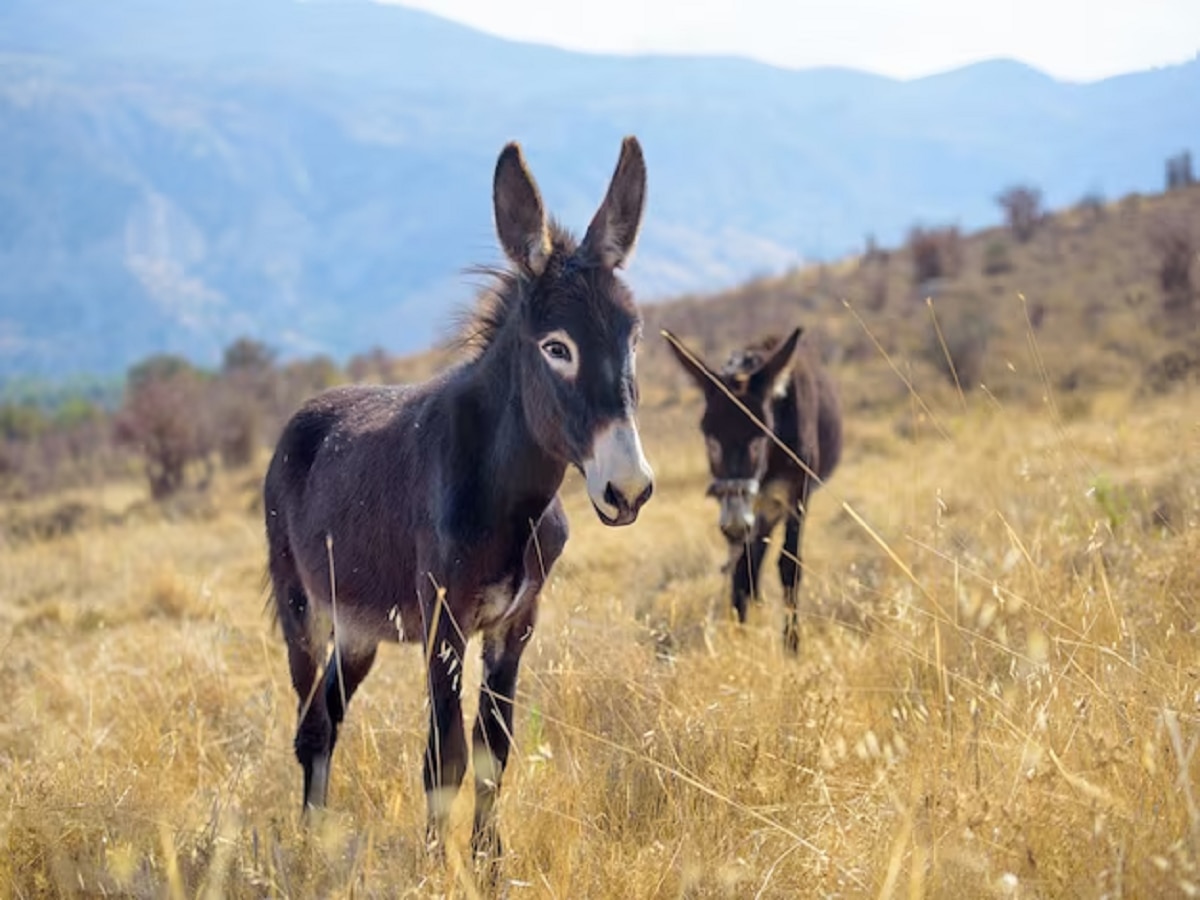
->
[719,510,755,544]
[710,478,759,545]
[584,418,654,527]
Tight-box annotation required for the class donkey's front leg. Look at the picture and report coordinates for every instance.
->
[422,594,469,853]
[471,615,534,868]
[779,480,811,655]
[778,513,805,655]
[731,515,771,622]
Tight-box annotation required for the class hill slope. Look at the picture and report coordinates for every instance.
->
[1,0,1198,378]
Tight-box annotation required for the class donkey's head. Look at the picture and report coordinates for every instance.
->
[492,137,654,526]
[664,328,802,543]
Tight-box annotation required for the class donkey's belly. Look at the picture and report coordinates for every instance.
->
[318,589,426,646]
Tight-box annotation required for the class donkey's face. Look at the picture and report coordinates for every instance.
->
[665,328,802,543]
[493,137,654,526]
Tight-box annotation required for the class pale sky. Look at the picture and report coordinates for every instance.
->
[386,0,1200,81]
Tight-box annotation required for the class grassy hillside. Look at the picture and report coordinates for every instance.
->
[641,184,1200,416]
[0,183,1198,896]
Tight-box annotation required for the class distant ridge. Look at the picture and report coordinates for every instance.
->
[0,0,1197,378]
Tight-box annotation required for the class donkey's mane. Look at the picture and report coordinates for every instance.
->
[453,219,581,358]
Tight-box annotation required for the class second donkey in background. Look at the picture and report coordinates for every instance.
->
[664,327,842,654]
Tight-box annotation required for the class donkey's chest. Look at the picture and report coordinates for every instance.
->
[477,576,522,623]
[755,477,793,521]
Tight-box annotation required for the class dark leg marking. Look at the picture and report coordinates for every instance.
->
[470,625,531,869]
[424,609,469,851]
[732,516,771,623]
[278,583,334,812]
[779,513,804,656]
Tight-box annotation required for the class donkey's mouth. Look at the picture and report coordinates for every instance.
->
[590,480,653,527]
[590,501,637,527]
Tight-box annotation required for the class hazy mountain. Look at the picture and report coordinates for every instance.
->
[1,0,1197,379]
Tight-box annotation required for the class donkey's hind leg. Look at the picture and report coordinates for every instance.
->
[323,640,378,760]
[276,581,335,812]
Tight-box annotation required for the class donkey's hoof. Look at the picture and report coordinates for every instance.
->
[783,624,801,657]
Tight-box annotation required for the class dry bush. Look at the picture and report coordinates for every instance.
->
[864,274,888,312]
[213,340,281,469]
[908,225,963,285]
[115,358,216,499]
[0,401,123,499]
[213,385,263,469]
[923,297,993,390]
[1143,338,1200,394]
[1149,212,1197,314]
[997,184,1044,242]
[982,239,1014,275]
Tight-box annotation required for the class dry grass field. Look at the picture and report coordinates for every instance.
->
[2,189,1200,897]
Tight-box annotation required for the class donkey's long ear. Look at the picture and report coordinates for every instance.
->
[663,331,716,395]
[494,142,551,276]
[750,327,803,396]
[581,136,647,270]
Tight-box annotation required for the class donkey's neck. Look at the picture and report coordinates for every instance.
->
[452,332,566,521]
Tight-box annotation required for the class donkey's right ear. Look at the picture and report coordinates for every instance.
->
[662,331,716,395]
[493,142,551,276]
[581,136,647,270]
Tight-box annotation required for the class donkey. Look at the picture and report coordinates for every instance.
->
[663,327,841,654]
[263,137,654,864]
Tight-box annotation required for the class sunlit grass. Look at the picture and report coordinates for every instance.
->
[1,361,1198,897]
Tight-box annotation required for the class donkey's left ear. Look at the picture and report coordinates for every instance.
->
[581,136,647,270]
[750,327,803,396]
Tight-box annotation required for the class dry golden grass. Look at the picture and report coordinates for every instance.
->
[2,318,1199,899]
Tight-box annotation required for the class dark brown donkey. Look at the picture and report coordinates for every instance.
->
[663,327,841,654]
[263,137,654,863]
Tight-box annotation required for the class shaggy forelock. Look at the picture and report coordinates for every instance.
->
[452,218,638,358]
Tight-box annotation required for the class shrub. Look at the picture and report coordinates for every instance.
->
[1149,213,1197,315]
[908,225,963,285]
[996,185,1043,242]
[982,240,1014,276]
[115,363,215,499]
[924,298,993,390]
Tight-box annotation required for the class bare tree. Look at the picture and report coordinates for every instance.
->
[115,357,215,498]
[997,184,1044,242]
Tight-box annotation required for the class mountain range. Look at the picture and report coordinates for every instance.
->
[1,0,1197,379]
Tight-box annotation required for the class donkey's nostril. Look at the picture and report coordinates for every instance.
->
[631,481,653,512]
[604,483,622,513]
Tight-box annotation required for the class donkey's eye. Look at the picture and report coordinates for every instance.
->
[542,340,572,362]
